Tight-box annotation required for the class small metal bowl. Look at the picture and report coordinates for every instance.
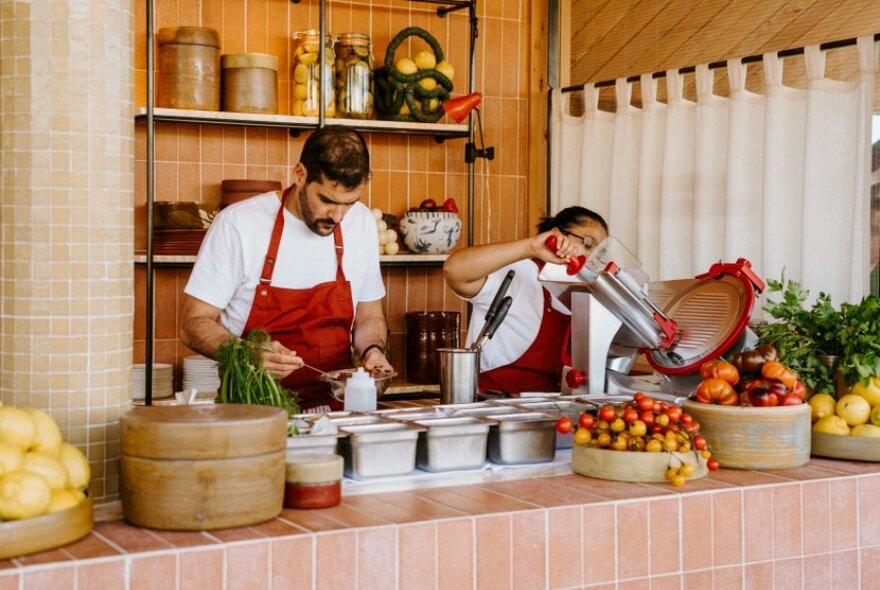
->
[319,368,398,402]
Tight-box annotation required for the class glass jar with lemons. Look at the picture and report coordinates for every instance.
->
[291,30,336,117]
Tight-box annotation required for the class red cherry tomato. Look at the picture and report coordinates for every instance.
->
[555,416,573,435]
[707,458,720,471]
[679,413,694,426]
[578,412,596,430]
[639,410,655,427]
[692,435,707,451]
[622,407,639,424]
[636,397,654,412]
[665,406,682,422]
[598,406,616,423]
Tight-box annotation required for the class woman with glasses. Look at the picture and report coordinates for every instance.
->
[443,206,608,394]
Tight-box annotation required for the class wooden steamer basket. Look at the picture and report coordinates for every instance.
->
[0,498,93,559]
[682,400,811,470]
[120,404,287,530]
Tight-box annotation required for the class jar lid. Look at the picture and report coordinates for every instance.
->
[336,33,371,46]
[293,29,336,42]
[285,453,344,484]
[157,26,220,48]
[221,52,279,71]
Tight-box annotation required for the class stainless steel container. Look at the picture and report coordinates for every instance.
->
[412,417,490,472]
[286,430,345,459]
[451,406,522,418]
[438,348,479,404]
[337,423,422,479]
[484,412,557,465]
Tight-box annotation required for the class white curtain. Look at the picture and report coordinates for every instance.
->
[552,37,877,303]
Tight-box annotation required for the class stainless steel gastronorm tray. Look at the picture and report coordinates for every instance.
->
[411,416,491,472]
[483,412,557,465]
[337,422,423,479]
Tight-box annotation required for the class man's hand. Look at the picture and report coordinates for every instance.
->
[260,340,305,379]
[362,347,394,374]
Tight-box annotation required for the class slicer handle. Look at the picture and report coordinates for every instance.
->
[544,236,587,275]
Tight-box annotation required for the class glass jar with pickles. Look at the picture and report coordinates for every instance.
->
[291,30,336,117]
[334,33,374,119]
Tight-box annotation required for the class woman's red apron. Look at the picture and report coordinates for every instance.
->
[479,261,570,394]
[242,187,354,410]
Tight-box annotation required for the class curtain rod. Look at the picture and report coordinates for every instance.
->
[560,32,880,94]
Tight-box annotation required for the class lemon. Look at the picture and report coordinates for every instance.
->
[413,50,437,70]
[47,488,82,513]
[812,415,850,436]
[395,57,418,75]
[0,471,51,520]
[851,377,880,407]
[435,60,455,81]
[851,424,880,438]
[22,452,68,490]
[27,408,62,458]
[0,406,36,452]
[808,393,836,423]
[418,77,438,91]
[836,394,871,426]
[0,442,24,477]
[58,442,90,491]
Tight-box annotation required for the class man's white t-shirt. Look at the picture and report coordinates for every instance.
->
[184,192,385,336]
[464,259,571,371]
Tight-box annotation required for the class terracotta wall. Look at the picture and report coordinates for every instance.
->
[133,0,533,382]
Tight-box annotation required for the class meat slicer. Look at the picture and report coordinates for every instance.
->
[539,237,765,398]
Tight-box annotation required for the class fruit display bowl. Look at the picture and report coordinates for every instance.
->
[398,211,462,254]
[571,445,708,483]
[682,400,811,470]
[0,497,93,559]
[811,432,880,462]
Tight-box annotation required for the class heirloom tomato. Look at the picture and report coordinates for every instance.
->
[699,359,740,386]
[694,378,738,405]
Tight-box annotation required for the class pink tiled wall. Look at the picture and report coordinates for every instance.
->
[3,460,880,589]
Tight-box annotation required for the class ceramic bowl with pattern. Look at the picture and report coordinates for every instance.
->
[398,211,462,254]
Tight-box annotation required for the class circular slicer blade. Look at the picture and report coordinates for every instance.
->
[647,274,754,375]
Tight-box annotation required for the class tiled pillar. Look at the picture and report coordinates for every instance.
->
[0,1,134,502]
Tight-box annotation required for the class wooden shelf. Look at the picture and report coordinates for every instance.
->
[135,108,469,140]
[134,253,448,266]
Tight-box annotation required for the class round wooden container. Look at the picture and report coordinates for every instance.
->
[220,179,281,208]
[682,400,811,470]
[572,446,707,482]
[221,52,279,114]
[811,432,880,461]
[157,27,221,111]
[0,498,93,559]
[120,404,287,530]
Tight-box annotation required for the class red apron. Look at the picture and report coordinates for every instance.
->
[479,261,570,394]
[242,187,354,410]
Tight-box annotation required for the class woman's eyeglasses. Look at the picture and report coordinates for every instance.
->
[560,229,598,251]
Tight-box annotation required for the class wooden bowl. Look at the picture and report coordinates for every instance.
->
[571,446,707,483]
[0,497,93,559]
[682,400,811,470]
[811,432,880,462]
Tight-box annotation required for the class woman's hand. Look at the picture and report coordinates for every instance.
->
[260,340,305,379]
[532,229,581,263]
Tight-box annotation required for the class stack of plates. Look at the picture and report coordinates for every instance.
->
[182,355,221,397]
[132,363,174,400]
[153,228,208,255]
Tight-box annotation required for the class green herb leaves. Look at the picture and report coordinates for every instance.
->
[757,276,880,395]
[215,330,299,416]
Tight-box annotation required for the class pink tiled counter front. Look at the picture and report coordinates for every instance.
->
[2,457,880,589]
